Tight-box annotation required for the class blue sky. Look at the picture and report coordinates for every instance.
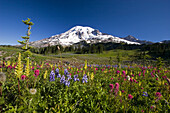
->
[0,0,170,45]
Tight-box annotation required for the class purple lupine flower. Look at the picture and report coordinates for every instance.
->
[57,74,61,78]
[60,75,65,83]
[82,74,88,83]
[74,74,80,82]
[55,68,61,78]
[142,92,148,97]
[66,75,71,80]
[55,68,59,75]
[64,80,70,87]
[64,69,69,75]
[49,70,55,81]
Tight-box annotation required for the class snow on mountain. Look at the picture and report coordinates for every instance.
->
[122,35,153,45]
[29,26,140,48]
[159,40,170,44]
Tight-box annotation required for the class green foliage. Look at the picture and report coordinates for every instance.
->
[1,59,170,112]
[18,18,34,59]
[156,57,164,69]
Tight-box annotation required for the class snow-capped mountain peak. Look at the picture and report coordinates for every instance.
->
[29,26,141,48]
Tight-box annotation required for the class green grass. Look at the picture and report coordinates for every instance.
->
[0,46,21,52]
[0,46,140,64]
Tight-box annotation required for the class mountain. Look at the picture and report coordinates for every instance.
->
[29,26,141,48]
[159,40,170,44]
[122,35,153,45]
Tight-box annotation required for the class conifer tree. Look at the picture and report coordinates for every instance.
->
[18,18,34,59]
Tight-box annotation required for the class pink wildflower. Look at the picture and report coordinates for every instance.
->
[21,75,26,80]
[114,83,119,96]
[156,92,162,97]
[31,66,34,70]
[128,94,133,99]
[34,69,39,77]
[130,78,133,82]
[138,72,141,76]
[122,70,126,75]
[109,84,114,90]
[134,79,137,83]
[116,70,120,74]
[115,83,119,90]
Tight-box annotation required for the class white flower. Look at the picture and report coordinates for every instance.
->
[0,72,6,83]
[155,74,159,78]
[30,88,37,94]
[126,75,130,81]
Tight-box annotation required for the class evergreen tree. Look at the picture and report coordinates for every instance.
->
[18,18,34,59]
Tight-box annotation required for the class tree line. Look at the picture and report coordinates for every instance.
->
[29,42,170,60]
[30,44,104,55]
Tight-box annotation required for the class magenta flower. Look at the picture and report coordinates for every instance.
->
[128,94,133,99]
[156,78,158,81]
[46,63,49,66]
[115,83,119,90]
[116,70,120,74]
[21,75,26,80]
[165,83,168,85]
[37,65,40,68]
[141,110,144,112]
[111,78,113,80]
[13,65,16,69]
[150,105,156,109]
[158,70,160,73]
[130,78,133,82]
[31,66,34,70]
[138,72,141,76]
[114,83,119,96]
[7,65,12,69]
[122,70,126,75]
[134,79,137,83]
[156,92,162,97]
[109,84,114,90]
[122,90,125,93]
[34,69,39,77]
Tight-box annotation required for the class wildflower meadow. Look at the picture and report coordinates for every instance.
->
[0,52,170,112]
